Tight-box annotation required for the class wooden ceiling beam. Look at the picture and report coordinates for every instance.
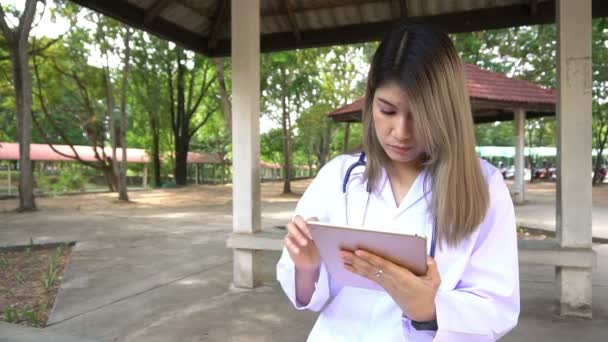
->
[69,0,210,55]
[208,0,229,49]
[261,0,387,17]
[399,0,408,18]
[529,0,539,16]
[285,0,302,41]
[144,0,174,24]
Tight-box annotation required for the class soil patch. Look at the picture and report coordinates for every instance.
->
[0,242,73,327]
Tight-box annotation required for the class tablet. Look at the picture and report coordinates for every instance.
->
[307,221,428,291]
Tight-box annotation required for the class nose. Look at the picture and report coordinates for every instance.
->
[391,114,412,141]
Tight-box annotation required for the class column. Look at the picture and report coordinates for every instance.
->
[556,0,593,318]
[231,0,262,288]
[513,108,526,204]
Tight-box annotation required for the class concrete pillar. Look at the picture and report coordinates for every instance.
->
[143,164,148,187]
[556,0,593,318]
[513,108,526,204]
[231,0,262,288]
[7,161,12,196]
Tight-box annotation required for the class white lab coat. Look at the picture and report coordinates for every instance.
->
[276,154,520,341]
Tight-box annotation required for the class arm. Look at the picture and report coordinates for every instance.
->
[276,157,344,311]
[432,171,520,341]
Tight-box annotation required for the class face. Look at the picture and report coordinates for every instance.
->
[372,81,424,165]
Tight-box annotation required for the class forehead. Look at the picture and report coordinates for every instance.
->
[373,81,409,108]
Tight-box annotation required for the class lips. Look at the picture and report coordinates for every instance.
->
[388,144,413,154]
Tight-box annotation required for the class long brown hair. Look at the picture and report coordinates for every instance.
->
[362,23,489,247]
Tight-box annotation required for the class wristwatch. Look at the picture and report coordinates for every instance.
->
[411,319,438,331]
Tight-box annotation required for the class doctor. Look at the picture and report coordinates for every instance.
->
[276,22,519,341]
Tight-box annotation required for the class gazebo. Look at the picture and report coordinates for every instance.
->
[67,0,605,318]
[328,63,557,204]
[0,142,225,193]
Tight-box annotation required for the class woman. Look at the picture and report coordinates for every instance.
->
[276,23,519,341]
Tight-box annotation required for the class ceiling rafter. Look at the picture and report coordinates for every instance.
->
[285,0,301,41]
[144,0,175,24]
[261,0,388,17]
[208,0,229,49]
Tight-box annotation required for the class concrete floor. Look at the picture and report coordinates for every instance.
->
[0,185,607,341]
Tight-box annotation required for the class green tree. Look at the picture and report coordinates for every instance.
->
[262,49,318,193]
[592,18,608,185]
[130,32,171,187]
[165,47,219,186]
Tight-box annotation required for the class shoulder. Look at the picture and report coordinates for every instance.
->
[315,153,364,180]
[477,158,508,192]
[478,158,500,182]
[305,153,366,194]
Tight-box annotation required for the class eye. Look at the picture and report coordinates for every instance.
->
[379,108,396,115]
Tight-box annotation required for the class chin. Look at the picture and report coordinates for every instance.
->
[385,150,421,164]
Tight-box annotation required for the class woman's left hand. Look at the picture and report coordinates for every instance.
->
[340,250,441,322]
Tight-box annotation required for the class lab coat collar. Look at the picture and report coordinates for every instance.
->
[377,166,431,219]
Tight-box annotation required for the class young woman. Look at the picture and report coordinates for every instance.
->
[277,23,519,341]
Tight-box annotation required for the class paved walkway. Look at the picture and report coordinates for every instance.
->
[0,183,606,341]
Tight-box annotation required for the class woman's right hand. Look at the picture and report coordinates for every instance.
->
[284,215,321,272]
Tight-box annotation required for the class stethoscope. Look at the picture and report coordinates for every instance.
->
[342,152,438,258]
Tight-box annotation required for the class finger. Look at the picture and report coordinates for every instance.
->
[355,249,417,282]
[284,235,300,255]
[293,215,313,240]
[343,257,382,284]
[347,252,378,278]
[285,221,308,246]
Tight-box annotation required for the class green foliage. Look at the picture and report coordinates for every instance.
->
[42,253,59,290]
[261,128,284,165]
[3,304,45,327]
[0,254,9,268]
[36,167,87,194]
[4,307,19,323]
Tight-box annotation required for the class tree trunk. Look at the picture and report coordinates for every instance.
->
[11,41,36,211]
[343,122,351,153]
[1,0,38,211]
[174,51,188,186]
[117,28,131,201]
[102,165,118,192]
[213,58,232,134]
[150,115,162,187]
[174,137,189,185]
[281,95,292,194]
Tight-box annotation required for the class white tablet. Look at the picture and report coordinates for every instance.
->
[307,221,428,291]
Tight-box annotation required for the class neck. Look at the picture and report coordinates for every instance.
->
[387,159,423,185]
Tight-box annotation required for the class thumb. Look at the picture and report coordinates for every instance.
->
[426,256,441,284]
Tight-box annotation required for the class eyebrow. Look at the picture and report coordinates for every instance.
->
[377,97,396,107]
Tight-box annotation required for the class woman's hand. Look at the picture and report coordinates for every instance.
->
[284,215,321,272]
[340,250,441,322]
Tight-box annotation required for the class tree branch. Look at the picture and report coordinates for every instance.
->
[0,4,15,41]
[17,0,38,43]
[189,105,218,138]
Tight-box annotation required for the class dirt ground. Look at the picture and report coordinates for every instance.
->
[0,180,313,213]
[1,179,607,213]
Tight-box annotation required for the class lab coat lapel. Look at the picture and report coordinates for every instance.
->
[344,172,370,226]
[391,168,431,219]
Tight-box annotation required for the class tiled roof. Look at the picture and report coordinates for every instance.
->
[464,64,555,105]
[329,63,556,119]
[0,142,223,164]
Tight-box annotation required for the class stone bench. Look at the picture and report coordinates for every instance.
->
[227,233,596,268]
